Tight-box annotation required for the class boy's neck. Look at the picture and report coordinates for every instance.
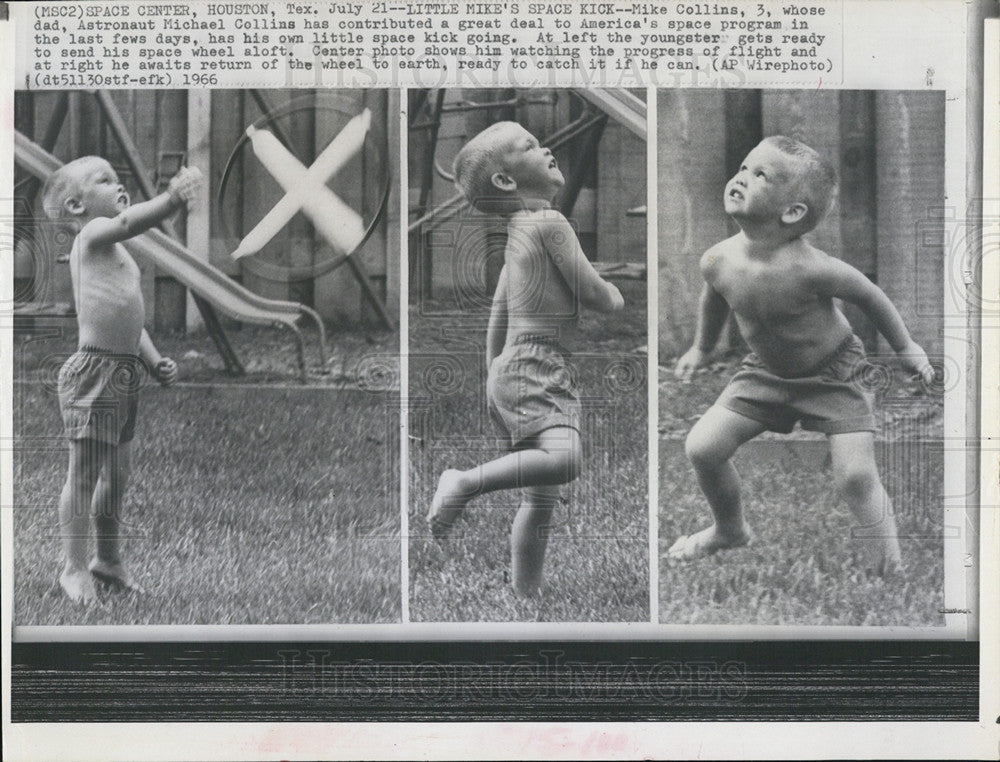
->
[734,220,802,256]
[60,214,91,234]
[514,195,553,212]
[75,210,109,227]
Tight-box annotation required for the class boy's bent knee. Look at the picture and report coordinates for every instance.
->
[834,464,880,501]
[526,483,562,500]
[105,454,132,485]
[564,445,583,482]
[535,427,582,484]
[545,446,580,484]
[685,429,726,470]
[103,465,131,494]
[67,440,107,484]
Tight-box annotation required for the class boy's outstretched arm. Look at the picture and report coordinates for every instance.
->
[537,212,624,313]
[812,256,934,383]
[675,280,730,382]
[486,266,509,367]
[83,167,203,247]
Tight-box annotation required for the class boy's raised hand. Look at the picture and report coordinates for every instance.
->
[898,340,935,385]
[153,357,178,387]
[675,345,708,383]
[167,166,204,207]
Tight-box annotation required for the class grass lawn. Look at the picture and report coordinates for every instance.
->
[13,326,400,625]
[408,281,649,622]
[659,356,946,627]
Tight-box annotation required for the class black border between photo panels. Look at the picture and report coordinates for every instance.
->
[11,639,976,721]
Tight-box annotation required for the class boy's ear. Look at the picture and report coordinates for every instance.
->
[490,171,517,193]
[63,196,85,216]
[781,202,808,226]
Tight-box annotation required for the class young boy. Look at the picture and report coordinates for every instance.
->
[42,156,202,603]
[427,121,625,596]
[671,136,934,574]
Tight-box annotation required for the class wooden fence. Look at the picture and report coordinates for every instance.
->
[14,89,398,330]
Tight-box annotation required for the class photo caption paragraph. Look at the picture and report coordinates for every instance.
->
[18,0,844,88]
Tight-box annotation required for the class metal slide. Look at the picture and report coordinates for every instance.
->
[571,89,647,140]
[570,89,647,280]
[14,130,326,380]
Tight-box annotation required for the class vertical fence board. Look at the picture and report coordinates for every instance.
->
[875,91,945,356]
[29,94,70,305]
[597,119,646,267]
[186,89,212,332]
[314,90,367,324]
[155,90,190,331]
[209,90,244,277]
[385,89,401,323]
[838,90,878,348]
[240,89,292,302]
[357,89,391,326]
[283,90,316,308]
[132,90,162,325]
[657,90,728,357]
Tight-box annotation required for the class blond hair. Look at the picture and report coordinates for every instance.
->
[762,136,837,233]
[40,156,105,221]
[452,122,523,213]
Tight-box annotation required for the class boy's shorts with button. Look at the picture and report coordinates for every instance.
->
[58,346,142,445]
[487,335,581,448]
[715,334,878,435]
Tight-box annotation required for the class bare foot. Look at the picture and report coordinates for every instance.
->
[89,558,145,594]
[60,568,99,604]
[427,469,471,539]
[666,524,752,562]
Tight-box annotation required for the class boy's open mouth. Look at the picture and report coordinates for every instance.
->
[727,187,743,201]
[118,192,130,206]
[549,157,558,169]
